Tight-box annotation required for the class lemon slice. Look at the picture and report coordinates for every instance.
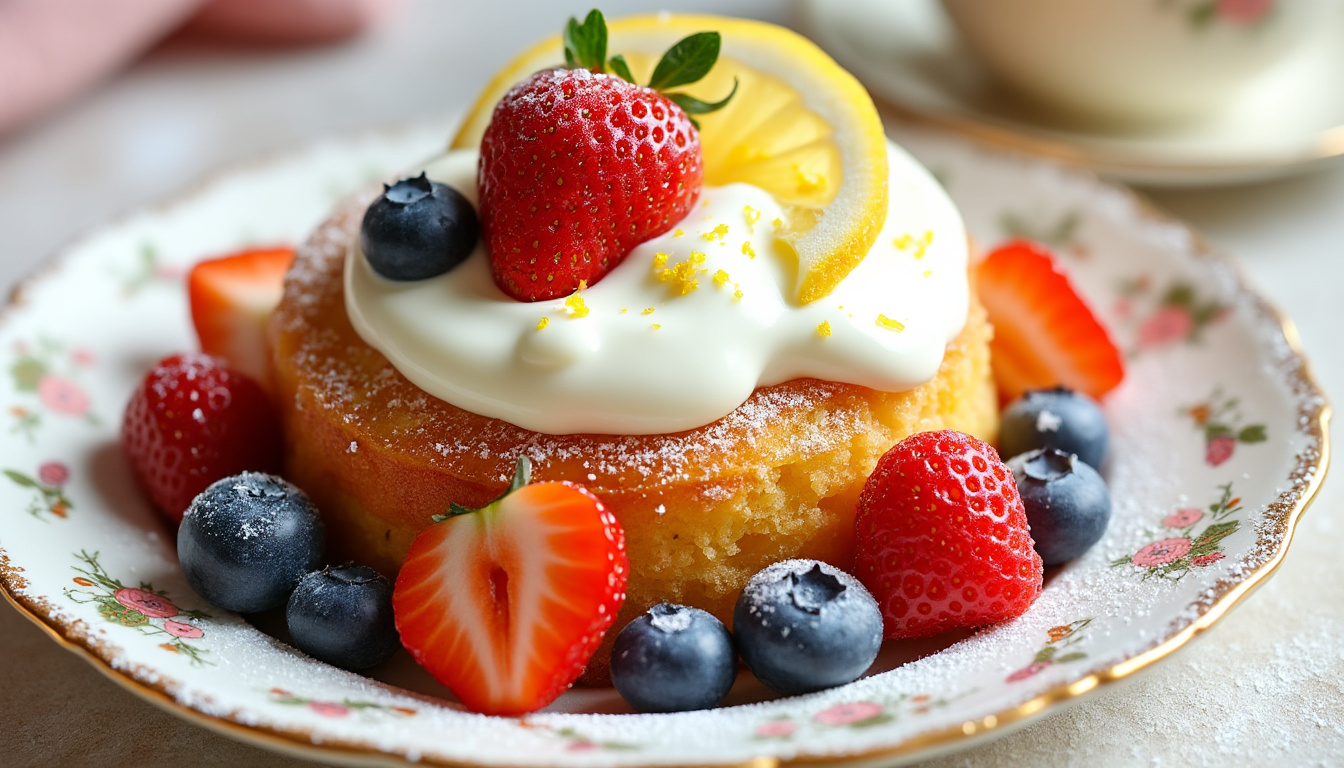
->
[451,14,888,305]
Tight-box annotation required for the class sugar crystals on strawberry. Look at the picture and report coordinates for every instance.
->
[121,352,281,523]
[854,430,1045,640]
[478,10,733,301]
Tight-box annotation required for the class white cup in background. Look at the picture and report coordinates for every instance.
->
[939,0,1330,127]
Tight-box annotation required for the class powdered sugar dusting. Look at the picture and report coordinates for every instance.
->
[0,120,1327,768]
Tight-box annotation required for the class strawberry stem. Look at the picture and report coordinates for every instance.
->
[564,9,607,72]
[560,8,737,125]
[433,457,532,522]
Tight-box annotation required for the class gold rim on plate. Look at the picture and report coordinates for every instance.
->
[0,123,1331,768]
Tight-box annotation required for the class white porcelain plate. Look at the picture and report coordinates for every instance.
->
[0,120,1328,768]
[797,0,1344,186]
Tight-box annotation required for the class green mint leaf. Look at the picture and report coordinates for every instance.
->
[607,54,635,84]
[563,9,607,72]
[666,76,739,116]
[648,31,721,90]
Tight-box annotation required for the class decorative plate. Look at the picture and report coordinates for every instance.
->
[0,119,1328,768]
[797,0,1344,187]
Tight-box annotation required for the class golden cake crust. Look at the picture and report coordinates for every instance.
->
[269,195,998,680]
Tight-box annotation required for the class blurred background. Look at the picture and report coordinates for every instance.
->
[1,1,1341,766]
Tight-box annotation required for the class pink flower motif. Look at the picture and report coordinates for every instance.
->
[814,702,884,726]
[1132,537,1192,568]
[1217,0,1275,23]
[1006,660,1053,683]
[113,588,178,619]
[307,701,350,718]
[1193,552,1226,567]
[565,742,599,753]
[154,264,185,280]
[1164,507,1204,528]
[1138,306,1193,349]
[37,375,89,416]
[755,720,798,738]
[1206,434,1237,466]
[37,461,69,487]
[70,349,96,367]
[163,620,203,639]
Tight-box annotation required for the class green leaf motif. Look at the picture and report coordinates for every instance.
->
[563,9,608,72]
[1193,521,1239,551]
[1036,645,1058,663]
[4,469,37,488]
[649,31,721,90]
[11,356,46,392]
[1238,424,1267,443]
[1161,283,1196,309]
[1189,2,1217,28]
[849,713,896,729]
[1056,652,1087,663]
[1205,424,1233,440]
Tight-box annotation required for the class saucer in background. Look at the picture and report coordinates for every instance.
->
[796,0,1344,186]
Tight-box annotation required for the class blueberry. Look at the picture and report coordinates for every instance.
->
[1000,387,1110,469]
[732,560,882,696]
[286,564,400,671]
[1009,448,1112,565]
[360,173,479,280]
[609,604,736,712]
[177,472,324,613]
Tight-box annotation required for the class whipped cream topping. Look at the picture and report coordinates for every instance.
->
[345,142,968,435]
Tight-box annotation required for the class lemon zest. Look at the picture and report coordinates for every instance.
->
[701,223,730,242]
[876,314,905,332]
[564,294,589,318]
[743,205,761,233]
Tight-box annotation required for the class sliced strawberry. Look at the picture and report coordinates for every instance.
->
[188,247,294,390]
[393,460,627,715]
[975,240,1124,402]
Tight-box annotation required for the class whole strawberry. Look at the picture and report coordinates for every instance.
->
[479,10,735,300]
[121,353,281,523]
[855,430,1043,640]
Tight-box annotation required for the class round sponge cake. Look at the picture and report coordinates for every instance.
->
[268,195,998,679]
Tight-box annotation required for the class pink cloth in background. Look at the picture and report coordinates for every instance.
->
[0,0,402,136]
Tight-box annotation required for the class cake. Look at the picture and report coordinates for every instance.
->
[267,14,998,680]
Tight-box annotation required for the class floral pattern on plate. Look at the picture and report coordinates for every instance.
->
[1113,483,1243,582]
[5,461,73,520]
[64,550,211,665]
[0,121,1327,768]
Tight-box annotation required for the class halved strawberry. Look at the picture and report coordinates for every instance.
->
[975,240,1124,402]
[393,459,627,716]
[188,247,294,390]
